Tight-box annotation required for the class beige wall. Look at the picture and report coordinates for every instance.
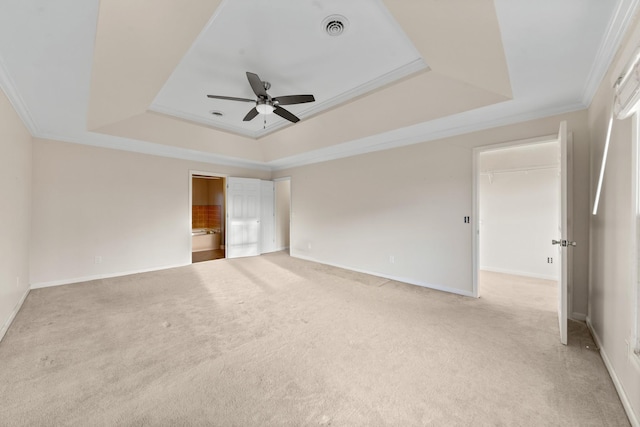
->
[587,14,640,423]
[0,87,32,339]
[30,139,269,287]
[274,109,590,305]
[279,140,475,294]
[275,179,290,251]
[24,104,592,313]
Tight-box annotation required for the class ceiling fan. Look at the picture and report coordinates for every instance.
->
[207,72,315,123]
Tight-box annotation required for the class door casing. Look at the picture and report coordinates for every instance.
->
[471,128,573,344]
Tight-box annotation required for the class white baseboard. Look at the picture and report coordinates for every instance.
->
[293,253,475,297]
[571,312,587,321]
[586,317,639,427]
[479,266,559,281]
[30,262,190,289]
[0,287,30,343]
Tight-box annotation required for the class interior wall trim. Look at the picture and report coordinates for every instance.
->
[0,287,30,343]
[292,253,475,298]
[35,132,272,172]
[0,55,39,135]
[268,101,586,171]
[478,266,559,282]
[151,59,429,140]
[571,312,587,322]
[587,316,640,427]
[30,262,190,290]
[582,0,640,107]
[0,1,635,173]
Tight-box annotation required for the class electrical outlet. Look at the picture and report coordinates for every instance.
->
[94,256,102,264]
[547,257,553,264]
[307,243,311,250]
[389,255,395,264]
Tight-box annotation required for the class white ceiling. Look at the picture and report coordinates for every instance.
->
[151,0,427,138]
[0,0,634,171]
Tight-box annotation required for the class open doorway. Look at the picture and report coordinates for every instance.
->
[474,137,560,311]
[191,173,226,263]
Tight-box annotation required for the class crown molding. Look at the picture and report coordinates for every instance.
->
[151,58,428,140]
[0,54,39,135]
[36,131,271,172]
[33,101,586,174]
[0,1,625,174]
[268,101,586,171]
[582,0,640,106]
[33,99,585,175]
[148,105,259,138]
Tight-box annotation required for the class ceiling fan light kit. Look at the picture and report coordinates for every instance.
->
[256,101,274,115]
[207,72,316,124]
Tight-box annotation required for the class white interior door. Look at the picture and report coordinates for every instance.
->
[260,180,276,254]
[226,177,261,258]
[554,121,572,345]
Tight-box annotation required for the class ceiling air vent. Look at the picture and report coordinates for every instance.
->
[323,15,348,36]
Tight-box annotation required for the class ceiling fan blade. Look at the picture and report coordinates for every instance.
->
[273,106,300,123]
[273,94,315,105]
[207,94,255,103]
[243,107,259,121]
[246,72,268,98]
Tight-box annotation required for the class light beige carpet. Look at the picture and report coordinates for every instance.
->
[0,252,629,426]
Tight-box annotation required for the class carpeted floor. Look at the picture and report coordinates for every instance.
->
[0,252,629,426]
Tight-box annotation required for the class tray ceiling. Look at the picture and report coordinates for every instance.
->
[0,0,629,170]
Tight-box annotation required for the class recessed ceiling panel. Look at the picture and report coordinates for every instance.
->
[150,0,427,138]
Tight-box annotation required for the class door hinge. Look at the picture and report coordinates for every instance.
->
[552,239,577,247]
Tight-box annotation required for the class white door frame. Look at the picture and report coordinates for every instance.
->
[471,133,568,298]
[189,170,227,262]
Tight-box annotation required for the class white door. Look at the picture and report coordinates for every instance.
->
[226,177,261,258]
[553,121,572,345]
[260,180,276,254]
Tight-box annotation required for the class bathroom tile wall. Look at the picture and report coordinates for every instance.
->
[192,205,222,229]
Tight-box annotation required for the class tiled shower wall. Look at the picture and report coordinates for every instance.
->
[192,205,222,229]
